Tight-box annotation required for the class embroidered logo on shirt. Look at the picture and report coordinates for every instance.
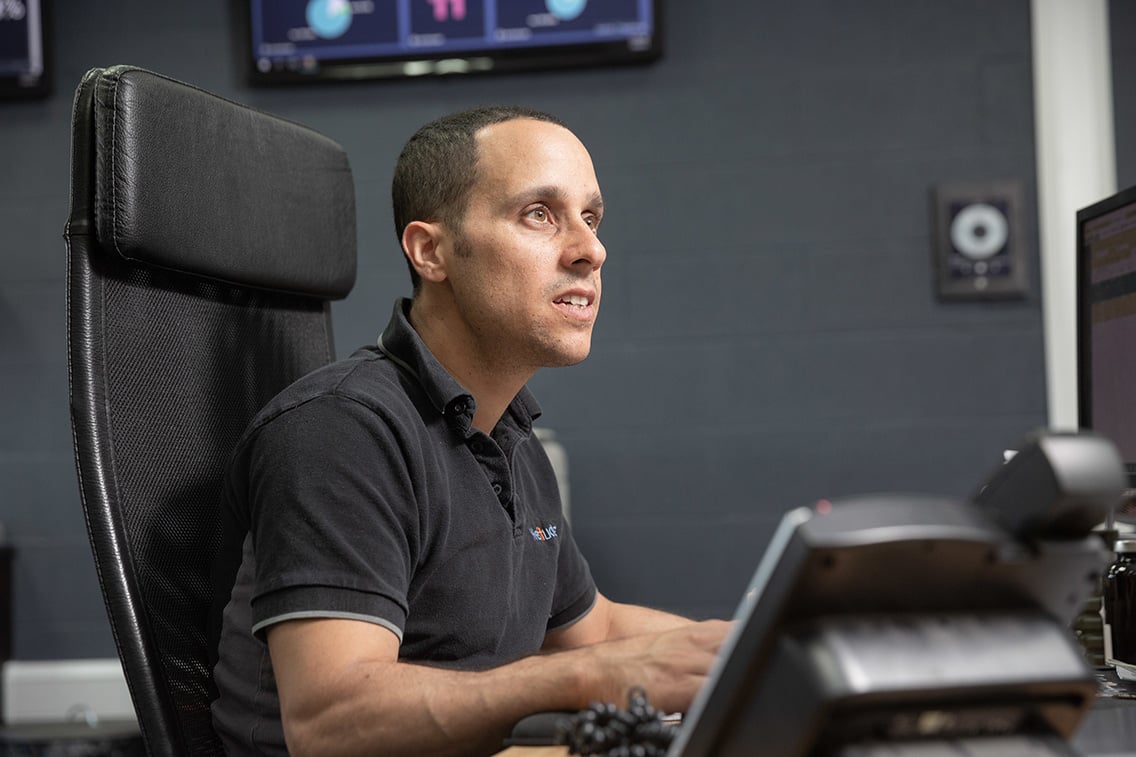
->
[530,524,559,542]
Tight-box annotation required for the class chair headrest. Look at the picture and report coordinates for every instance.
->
[90,65,356,299]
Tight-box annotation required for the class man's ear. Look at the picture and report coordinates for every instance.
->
[402,221,448,284]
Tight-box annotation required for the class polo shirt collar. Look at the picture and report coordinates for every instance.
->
[376,299,542,436]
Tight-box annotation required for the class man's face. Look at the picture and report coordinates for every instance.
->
[443,118,606,373]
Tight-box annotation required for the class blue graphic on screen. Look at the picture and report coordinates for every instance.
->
[254,0,398,60]
[546,0,586,21]
[306,0,353,39]
[495,0,642,36]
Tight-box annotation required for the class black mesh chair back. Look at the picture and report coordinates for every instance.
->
[65,66,357,756]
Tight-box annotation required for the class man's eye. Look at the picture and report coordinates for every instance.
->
[526,207,550,222]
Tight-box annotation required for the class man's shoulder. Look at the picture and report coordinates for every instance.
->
[253,346,418,428]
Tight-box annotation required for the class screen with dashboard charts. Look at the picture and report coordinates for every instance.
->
[244,0,661,84]
[1077,184,1136,487]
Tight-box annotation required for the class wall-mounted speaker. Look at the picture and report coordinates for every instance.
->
[932,180,1028,301]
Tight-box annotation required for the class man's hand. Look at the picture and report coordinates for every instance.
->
[541,591,734,713]
[575,619,733,714]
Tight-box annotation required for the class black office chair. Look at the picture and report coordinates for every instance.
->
[65,65,357,755]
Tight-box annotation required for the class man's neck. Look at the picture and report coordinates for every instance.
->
[407,296,533,434]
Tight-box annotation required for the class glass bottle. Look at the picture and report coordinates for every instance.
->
[1103,538,1136,680]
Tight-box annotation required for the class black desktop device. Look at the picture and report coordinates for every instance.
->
[668,430,1126,757]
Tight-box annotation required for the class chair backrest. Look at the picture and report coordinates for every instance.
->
[65,65,357,756]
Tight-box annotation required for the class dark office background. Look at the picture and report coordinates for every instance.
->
[0,1,1133,660]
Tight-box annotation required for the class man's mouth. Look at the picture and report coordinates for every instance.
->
[554,294,591,308]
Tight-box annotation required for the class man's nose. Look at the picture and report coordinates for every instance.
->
[564,219,605,271]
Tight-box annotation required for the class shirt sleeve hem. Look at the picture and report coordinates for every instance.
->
[547,585,598,633]
[251,584,408,642]
[253,611,404,642]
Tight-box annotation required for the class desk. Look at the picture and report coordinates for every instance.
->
[496,695,1136,756]
[1072,695,1136,756]
[0,720,143,753]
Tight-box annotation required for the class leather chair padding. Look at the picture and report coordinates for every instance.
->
[91,65,356,298]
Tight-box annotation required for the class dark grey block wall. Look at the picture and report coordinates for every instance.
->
[0,0,1128,659]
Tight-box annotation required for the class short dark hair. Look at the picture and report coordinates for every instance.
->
[391,105,566,291]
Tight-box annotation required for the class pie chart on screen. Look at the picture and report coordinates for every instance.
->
[546,0,586,21]
[307,0,353,39]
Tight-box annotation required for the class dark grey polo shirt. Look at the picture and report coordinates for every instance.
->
[211,299,596,755]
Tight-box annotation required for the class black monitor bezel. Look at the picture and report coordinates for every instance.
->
[0,0,52,100]
[1075,183,1136,487]
[239,0,663,86]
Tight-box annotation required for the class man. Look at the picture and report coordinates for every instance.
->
[211,106,731,756]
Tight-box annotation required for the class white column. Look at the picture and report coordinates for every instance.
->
[1031,0,1116,430]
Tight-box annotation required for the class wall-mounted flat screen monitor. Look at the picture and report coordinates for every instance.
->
[1076,183,1136,488]
[0,0,50,99]
[244,0,662,84]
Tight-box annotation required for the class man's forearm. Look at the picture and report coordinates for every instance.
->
[278,618,729,757]
[605,600,693,640]
[284,649,593,757]
[274,613,731,754]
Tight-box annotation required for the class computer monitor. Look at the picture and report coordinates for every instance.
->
[241,0,662,85]
[1077,183,1136,488]
[0,0,50,99]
